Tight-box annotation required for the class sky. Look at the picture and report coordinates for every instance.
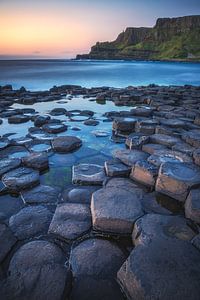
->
[0,0,200,59]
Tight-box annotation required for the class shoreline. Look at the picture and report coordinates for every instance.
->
[0,57,200,63]
[0,83,200,299]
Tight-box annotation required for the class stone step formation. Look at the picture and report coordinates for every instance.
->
[0,83,200,299]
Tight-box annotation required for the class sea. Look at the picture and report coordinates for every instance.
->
[0,59,200,90]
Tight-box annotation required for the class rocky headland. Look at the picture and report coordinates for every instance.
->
[0,83,200,299]
[76,15,200,61]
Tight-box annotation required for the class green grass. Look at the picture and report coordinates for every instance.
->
[90,29,200,61]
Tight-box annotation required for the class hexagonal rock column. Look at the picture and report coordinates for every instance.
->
[182,131,200,148]
[112,117,137,133]
[147,149,192,167]
[2,167,40,192]
[150,133,181,147]
[0,158,21,177]
[104,159,131,177]
[125,133,149,150]
[130,160,158,187]
[193,149,200,166]
[132,214,196,247]
[69,238,126,300]
[48,203,91,240]
[51,136,82,153]
[21,184,60,204]
[91,187,144,234]
[156,162,200,202]
[22,152,49,171]
[142,143,168,155]
[1,240,71,300]
[113,149,149,167]
[72,164,107,185]
[117,238,200,300]
[185,189,200,223]
[0,223,17,263]
[42,123,68,134]
[9,205,53,240]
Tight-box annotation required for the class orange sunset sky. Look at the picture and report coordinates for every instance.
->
[0,0,199,59]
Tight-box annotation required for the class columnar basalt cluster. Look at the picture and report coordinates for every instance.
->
[0,83,200,300]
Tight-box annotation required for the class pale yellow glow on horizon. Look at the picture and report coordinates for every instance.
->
[0,10,95,57]
[0,1,147,58]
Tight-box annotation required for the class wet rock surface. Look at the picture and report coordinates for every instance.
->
[22,152,49,171]
[70,238,126,300]
[0,158,21,177]
[105,158,131,177]
[156,162,200,202]
[21,184,60,204]
[1,83,200,299]
[113,149,149,166]
[118,214,200,300]
[9,205,53,240]
[2,167,40,192]
[52,136,82,153]
[48,203,91,240]
[1,240,71,300]
[73,163,107,185]
[0,223,16,263]
[91,187,144,234]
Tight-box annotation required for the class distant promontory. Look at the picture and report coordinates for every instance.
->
[76,15,200,61]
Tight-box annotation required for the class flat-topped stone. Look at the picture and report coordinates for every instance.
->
[142,143,168,154]
[73,164,107,185]
[42,123,68,134]
[91,187,144,234]
[113,149,149,166]
[132,214,196,246]
[0,223,17,263]
[63,186,100,204]
[172,142,195,156]
[70,238,125,299]
[105,159,131,177]
[0,158,21,177]
[150,133,181,147]
[21,184,60,204]
[182,131,200,148]
[130,160,158,187]
[0,137,10,150]
[193,149,200,166]
[2,240,70,300]
[52,136,82,153]
[34,115,50,127]
[117,238,200,300]
[112,117,137,132]
[185,189,200,223]
[9,205,52,240]
[0,145,30,159]
[22,152,49,171]
[84,119,99,126]
[156,162,200,202]
[8,115,30,124]
[2,167,39,191]
[48,203,91,240]
[148,149,192,167]
[70,237,126,278]
[125,133,149,149]
[130,106,154,117]
[160,118,186,128]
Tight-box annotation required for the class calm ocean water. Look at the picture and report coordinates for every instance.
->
[0,59,200,90]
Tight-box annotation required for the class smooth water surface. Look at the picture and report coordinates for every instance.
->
[0,59,200,90]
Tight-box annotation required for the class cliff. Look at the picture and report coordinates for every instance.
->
[76,15,200,61]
